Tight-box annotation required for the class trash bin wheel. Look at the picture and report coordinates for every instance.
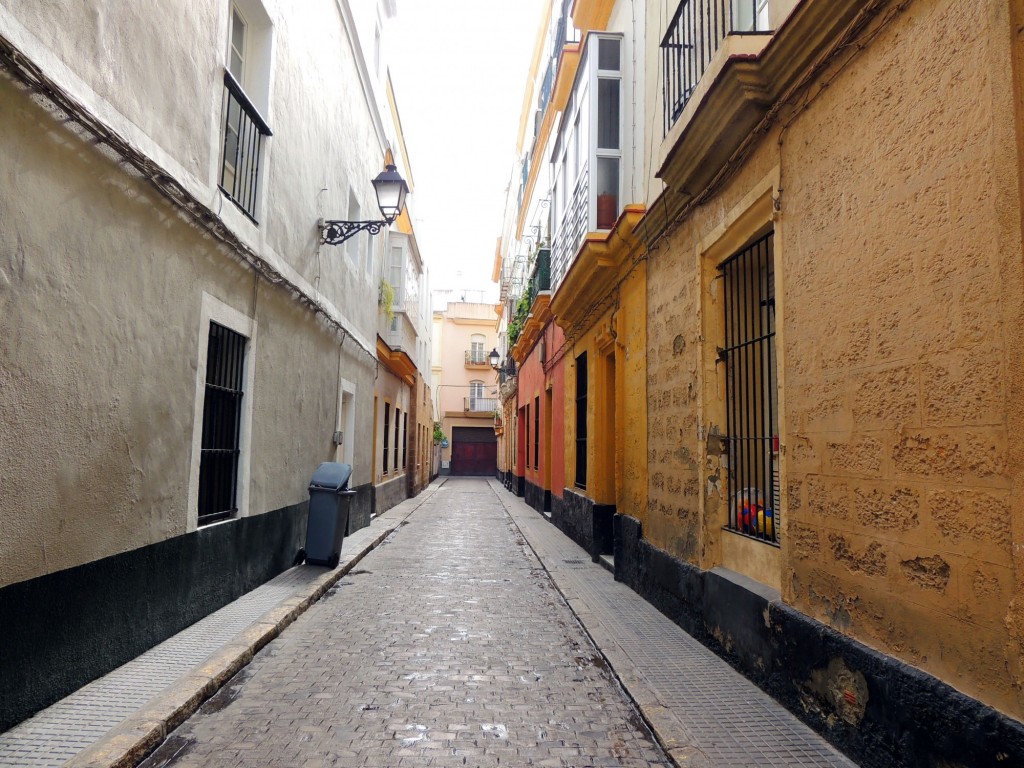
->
[328,552,340,569]
[294,548,306,566]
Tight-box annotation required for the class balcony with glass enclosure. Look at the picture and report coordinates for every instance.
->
[550,34,624,291]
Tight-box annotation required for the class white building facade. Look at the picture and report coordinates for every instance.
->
[0,0,428,730]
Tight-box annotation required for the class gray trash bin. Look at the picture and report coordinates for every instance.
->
[304,462,354,568]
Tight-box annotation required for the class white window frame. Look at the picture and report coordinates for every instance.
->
[336,376,356,470]
[469,380,485,411]
[389,235,407,309]
[228,6,248,84]
[187,292,257,531]
[212,0,274,223]
[470,334,486,364]
[591,35,623,232]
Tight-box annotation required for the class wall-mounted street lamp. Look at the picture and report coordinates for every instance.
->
[320,164,409,245]
[488,348,501,370]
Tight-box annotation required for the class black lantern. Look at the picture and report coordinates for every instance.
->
[488,348,501,370]
[321,164,410,245]
[371,164,409,224]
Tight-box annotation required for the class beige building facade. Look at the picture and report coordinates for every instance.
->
[627,0,1024,762]
[432,299,501,476]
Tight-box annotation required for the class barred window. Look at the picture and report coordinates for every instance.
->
[575,352,588,489]
[721,232,779,544]
[198,322,247,525]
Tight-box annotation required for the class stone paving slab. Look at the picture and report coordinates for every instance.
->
[0,485,442,768]
[3,477,861,768]
[138,478,670,768]
[493,479,859,768]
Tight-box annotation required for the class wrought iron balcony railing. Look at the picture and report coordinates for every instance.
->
[464,397,498,413]
[465,349,490,366]
[220,70,272,222]
[530,248,551,297]
[662,0,770,135]
[552,165,590,290]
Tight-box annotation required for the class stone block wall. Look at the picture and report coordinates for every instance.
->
[643,0,1024,720]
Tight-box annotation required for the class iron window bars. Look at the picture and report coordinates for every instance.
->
[720,232,779,544]
[534,395,540,471]
[383,403,390,475]
[198,322,247,525]
[575,352,588,489]
[661,0,770,135]
[393,408,400,472]
[220,69,272,222]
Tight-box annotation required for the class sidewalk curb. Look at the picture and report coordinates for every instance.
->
[491,479,709,768]
[65,479,447,768]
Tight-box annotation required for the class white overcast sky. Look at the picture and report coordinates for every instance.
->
[390,0,548,299]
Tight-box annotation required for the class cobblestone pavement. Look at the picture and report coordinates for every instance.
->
[496,482,857,768]
[141,478,670,768]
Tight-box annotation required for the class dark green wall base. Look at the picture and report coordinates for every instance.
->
[373,474,408,516]
[0,501,308,733]
[554,488,615,561]
[524,479,546,514]
[348,482,373,533]
[613,514,1024,768]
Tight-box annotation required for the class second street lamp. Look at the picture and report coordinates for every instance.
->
[320,164,410,246]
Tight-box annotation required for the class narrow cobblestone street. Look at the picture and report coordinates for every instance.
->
[141,479,670,767]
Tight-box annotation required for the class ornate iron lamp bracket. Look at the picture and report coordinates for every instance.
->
[320,219,388,245]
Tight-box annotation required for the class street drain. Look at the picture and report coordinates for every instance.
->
[563,559,586,565]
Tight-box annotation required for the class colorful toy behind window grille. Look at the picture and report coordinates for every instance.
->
[737,488,774,538]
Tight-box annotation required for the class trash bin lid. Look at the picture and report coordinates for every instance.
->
[309,462,353,492]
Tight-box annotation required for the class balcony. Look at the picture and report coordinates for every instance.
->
[465,349,491,367]
[661,0,770,135]
[464,397,498,413]
[646,0,868,242]
[552,166,590,290]
[530,248,551,297]
[219,70,272,222]
[549,33,624,293]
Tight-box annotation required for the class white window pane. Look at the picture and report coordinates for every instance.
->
[598,37,619,71]
[597,78,620,150]
[230,8,246,81]
[596,157,619,230]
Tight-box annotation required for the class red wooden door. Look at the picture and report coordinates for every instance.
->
[450,427,497,476]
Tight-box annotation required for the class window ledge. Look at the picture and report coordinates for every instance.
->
[550,204,645,331]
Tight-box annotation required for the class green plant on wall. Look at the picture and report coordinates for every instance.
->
[506,285,535,348]
[379,279,395,323]
[433,422,446,444]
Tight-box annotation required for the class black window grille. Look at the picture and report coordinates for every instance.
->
[198,322,247,525]
[402,413,408,469]
[383,403,390,475]
[575,352,588,489]
[721,232,779,545]
[534,395,540,470]
[661,0,771,135]
[220,70,272,222]
[525,403,531,470]
[393,408,400,471]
